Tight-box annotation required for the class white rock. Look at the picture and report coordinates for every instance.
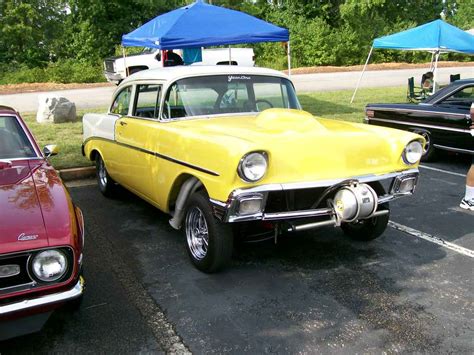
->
[36,94,77,124]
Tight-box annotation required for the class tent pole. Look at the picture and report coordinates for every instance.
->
[351,46,373,104]
[287,41,291,77]
[229,45,232,65]
[432,50,440,93]
[430,52,435,71]
[123,47,129,77]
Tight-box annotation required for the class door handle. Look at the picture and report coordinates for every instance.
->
[120,121,128,126]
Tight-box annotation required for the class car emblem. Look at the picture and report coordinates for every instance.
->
[18,233,39,241]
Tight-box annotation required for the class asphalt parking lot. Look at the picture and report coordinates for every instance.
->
[1,153,473,354]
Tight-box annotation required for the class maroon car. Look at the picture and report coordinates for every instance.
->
[0,106,85,340]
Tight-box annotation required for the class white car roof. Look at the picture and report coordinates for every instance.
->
[120,65,289,86]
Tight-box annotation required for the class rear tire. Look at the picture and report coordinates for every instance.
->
[184,191,233,273]
[96,154,116,197]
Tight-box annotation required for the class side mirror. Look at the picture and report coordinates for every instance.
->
[43,144,59,158]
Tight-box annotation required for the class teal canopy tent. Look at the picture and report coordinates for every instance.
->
[351,20,474,102]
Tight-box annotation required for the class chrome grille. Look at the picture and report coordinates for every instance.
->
[104,60,115,73]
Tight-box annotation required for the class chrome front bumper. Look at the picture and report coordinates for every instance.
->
[104,71,123,83]
[210,169,419,223]
[0,277,84,316]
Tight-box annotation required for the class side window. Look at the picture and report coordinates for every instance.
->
[110,86,132,115]
[133,84,162,119]
[441,86,474,108]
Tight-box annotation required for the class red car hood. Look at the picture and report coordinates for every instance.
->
[0,160,71,254]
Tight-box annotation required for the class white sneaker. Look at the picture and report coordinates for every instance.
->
[460,198,474,211]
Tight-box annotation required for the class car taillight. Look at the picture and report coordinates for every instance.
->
[366,109,375,118]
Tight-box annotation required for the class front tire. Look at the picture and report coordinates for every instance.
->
[184,191,233,273]
[341,205,390,241]
[96,154,116,197]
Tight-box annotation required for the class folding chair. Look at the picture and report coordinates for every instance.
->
[406,77,425,103]
[450,74,460,83]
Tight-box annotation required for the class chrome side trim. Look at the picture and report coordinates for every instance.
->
[433,144,474,154]
[83,136,219,176]
[367,106,466,118]
[368,117,470,134]
[0,277,84,316]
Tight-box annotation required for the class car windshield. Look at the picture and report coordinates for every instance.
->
[162,75,301,119]
[0,116,36,159]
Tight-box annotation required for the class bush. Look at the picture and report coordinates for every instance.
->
[0,60,105,84]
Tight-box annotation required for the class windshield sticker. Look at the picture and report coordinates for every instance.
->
[228,75,251,82]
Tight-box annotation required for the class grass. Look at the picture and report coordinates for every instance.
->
[22,108,106,170]
[298,86,406,122]
[23,86,408,170]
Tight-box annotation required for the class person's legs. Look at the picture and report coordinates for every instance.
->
[460,158,474,210]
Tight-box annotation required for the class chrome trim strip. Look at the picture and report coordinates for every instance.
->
[263,208,333,221]
[0,278,84,316]
[433,144,474,154]
[367,107,466,118]
[83,136,219,176]
[368,117,471,134]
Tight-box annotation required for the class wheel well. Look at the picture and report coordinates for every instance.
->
[168,174,207,211]
[89,149,99,162]
[127,66,148,74]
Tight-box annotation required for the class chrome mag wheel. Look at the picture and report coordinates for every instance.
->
[419,131,431,155]
[98,157,107,188]
[185,206,209,260]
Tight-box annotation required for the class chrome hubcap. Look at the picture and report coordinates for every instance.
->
[420,132,430,155]
[185,207,209,260]
[98,158,107,187]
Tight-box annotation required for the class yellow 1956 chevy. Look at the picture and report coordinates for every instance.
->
[82,66,423,272]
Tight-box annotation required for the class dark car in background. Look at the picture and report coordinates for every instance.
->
[365,79,474,161]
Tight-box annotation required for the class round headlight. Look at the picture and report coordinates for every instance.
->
[31,250,68,282]
[238,152,268,182]
[403,141,423,165]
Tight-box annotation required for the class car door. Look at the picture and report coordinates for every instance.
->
[432,84,473,151]
[115,83,163,204]
[103,85,133,183]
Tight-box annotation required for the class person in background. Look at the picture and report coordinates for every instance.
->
[164,50,184,67]
[421,71,434,91]
[461,111,474,210]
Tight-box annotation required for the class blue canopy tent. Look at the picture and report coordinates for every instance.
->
[121,0,291,72]
[351,20,474,102]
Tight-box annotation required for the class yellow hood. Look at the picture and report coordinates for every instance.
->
[162,109,422,189]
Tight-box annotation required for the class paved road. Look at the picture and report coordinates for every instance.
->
[1,154,472,353]
[1,66,472,113]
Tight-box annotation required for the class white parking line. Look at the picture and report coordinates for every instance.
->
[388,221,474,258]
[420,165,467,178]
